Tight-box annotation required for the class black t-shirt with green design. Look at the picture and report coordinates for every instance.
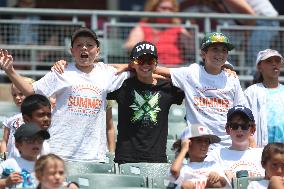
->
[107,77,184,163]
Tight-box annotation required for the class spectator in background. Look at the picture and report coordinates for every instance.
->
[124,0,193,66]
[9,0,40,45]
[220,0,279,67]
[245,49,284,147]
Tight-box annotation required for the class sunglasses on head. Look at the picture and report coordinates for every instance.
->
[229,123,251,131]
[133,56,157,66]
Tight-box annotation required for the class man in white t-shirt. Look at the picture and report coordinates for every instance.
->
[0,27,130,162]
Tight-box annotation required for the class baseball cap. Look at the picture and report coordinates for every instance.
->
[130,41,158,59]
[227,105,254,122]
[255,49,284,65]
[71,27,100,47]
[14,123,50,141]
[180,124,221,144]
[201,32,234,51]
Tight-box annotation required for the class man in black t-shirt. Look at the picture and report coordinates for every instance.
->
[107,41,184,164]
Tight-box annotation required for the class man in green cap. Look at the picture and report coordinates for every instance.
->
[154,32,248,147]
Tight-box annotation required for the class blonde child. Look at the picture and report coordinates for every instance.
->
[245,49,284,147]
[171,124,227,189]
[0,77,35,159]
[35,153,79,189]
[248,142,284,189]
[0,27,129,162]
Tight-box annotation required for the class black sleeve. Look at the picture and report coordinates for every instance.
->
[107,89,119,100]
[172,86,185,105]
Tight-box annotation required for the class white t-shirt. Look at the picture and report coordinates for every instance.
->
[175,158,228,189]
[0,157,36,188]
[33,62,129,162]
[3,113,24,158]
[170,64,248,146]
[209,147,265,178]
[247,179,268,189]
[246,0,278,16]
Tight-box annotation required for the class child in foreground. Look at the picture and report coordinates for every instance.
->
[35,153,79,189]
[0,123,50,188]
[248,142,284,189]
[209,105,264,184]
[171,124,227,189]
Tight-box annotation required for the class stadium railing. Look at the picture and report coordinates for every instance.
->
[1,7,284,87]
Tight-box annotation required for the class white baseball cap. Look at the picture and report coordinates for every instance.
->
[180,124,220,144]
[256,49,284,65]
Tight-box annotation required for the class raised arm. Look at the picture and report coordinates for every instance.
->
[170,139,190,179]
[154,66,171,78]
[0,49,34,96]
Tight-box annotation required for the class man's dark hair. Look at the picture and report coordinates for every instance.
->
[21,94,51,118]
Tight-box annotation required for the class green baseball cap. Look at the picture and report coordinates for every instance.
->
[201,32,234,51]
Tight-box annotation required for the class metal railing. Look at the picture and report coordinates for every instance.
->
[0,7,284,87]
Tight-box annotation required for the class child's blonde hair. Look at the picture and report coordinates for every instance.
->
[35,153,65,188]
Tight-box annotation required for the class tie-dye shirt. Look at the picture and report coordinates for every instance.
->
[266,85,284,143]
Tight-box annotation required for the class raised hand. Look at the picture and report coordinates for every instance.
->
[0,49,14,73]
[51,60,67,74]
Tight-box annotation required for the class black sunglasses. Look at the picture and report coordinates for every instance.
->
[229,123,250,131]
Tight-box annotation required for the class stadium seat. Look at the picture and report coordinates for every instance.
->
[119,162,171,187]
[151,176,176,189]
[233,176,265,189]
[65,161,115,176]
[67,173,146,189]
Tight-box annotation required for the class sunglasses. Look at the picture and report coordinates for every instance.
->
[133,57,157,66]
[229,123,251,131]
[22,136,44,144]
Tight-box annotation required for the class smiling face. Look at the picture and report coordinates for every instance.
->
[131,54,157,83]
[202,43,229,74]
[257,56,282,81]
[38,159,65,189]
[70,36,100,71]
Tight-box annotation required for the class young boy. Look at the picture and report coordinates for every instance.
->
[0,27,129,162]
[0,122,50,188]
[171,123,228,189]
[107,41,184,163]
[3,94,51,159]
[153,32,248,147]
[209,105,264,183]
